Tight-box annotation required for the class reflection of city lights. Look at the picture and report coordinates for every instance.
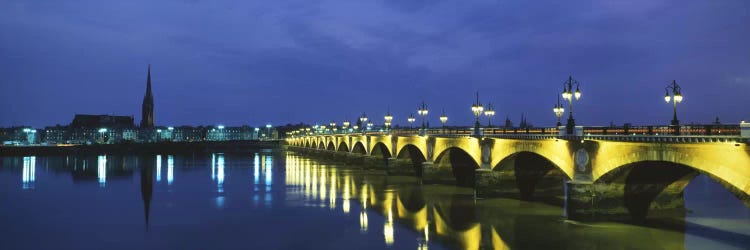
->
[211,154,216,181]
[97,155,107,187]
[22,156,35,189]
[167,155,174,185]
[254,153,260,186]
[359,211,368,233]
[217,154,225,193]
[156,155,162,182]
[216,196,225,209]
[265,155,273,186]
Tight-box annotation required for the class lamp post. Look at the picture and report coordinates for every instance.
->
[359,113,368,134]
[407,114,416,130]
[439,109,448,134]
[664,80,683,135]
[329,121,336,134]
[417,102,428,136]
[484,102,495,127]
[553,95,565,127]
[561,76,582,135]
[384,110,393,134]
[471,92,484,137]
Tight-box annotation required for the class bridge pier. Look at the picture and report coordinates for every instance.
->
[422,161,456,184]
[565,180,690,222]
[386,158,419,176]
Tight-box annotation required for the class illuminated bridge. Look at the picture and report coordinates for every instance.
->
[287,124,750,221]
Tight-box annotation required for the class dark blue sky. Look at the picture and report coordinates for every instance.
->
[2,0,749,128]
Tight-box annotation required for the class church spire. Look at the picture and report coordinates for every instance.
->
[140,64,154,128]
[146,64,152,97]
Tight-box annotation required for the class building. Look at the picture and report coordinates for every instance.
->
[1,127,38,145]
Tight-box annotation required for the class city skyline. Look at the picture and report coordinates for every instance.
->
[2,0,750,128]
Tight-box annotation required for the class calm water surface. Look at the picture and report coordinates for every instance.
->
[1,150,749,249]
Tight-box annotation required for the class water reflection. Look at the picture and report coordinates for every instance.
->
[22,156,35,189]
[156,154,162,182]
[140,155,153,226]
[2,152,748,250]
[167,155,174,186]
[280,153,750,250]
[97,155,106,187]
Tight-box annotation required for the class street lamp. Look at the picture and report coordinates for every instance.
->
[343,120,350,129]
[471,92,484,137]
[384,110,393,133]
[553,95,565,127]
[407,114,416,130]
[561,76,582,135]
[359,113,368,133]
[329,121,336,134]
[417,101,428,135]
[664,80,683,134]
[484,102,495,127]
[439,109,448,134]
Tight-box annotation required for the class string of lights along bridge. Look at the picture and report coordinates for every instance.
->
[289,76,749,140]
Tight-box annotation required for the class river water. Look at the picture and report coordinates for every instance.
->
[1,150,748,249]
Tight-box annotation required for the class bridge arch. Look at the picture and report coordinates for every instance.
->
[352,142,367,155]
[396,144,427,176]
[434,147,480,187]
[492,152,568,203]
[338,141,349,152]
[326,141,336,151]
[591,142,750,207]
[489,139,574,180]
[369,135,393,157]
[371,142,392,159]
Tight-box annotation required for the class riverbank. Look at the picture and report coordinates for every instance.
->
[0,140,284,156]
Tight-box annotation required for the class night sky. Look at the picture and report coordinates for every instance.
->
[1,0,749,128]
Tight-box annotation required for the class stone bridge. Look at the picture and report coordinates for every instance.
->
[287,130,750,222]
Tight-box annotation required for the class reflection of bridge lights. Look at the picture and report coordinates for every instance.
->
[320,168,327,201]
[329,171,336,210]
[424,226,429,242]
[361,185,368,209]
[359,211,368,233]
[383,221,394,246]
[156,155,162,182]
[383,204,395,245]
[97,155,107,187]
[167,155,174,185]
[343,199,350,214]
[312,166,318,200]
[343,175,351,214]
[22,156,35,189]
